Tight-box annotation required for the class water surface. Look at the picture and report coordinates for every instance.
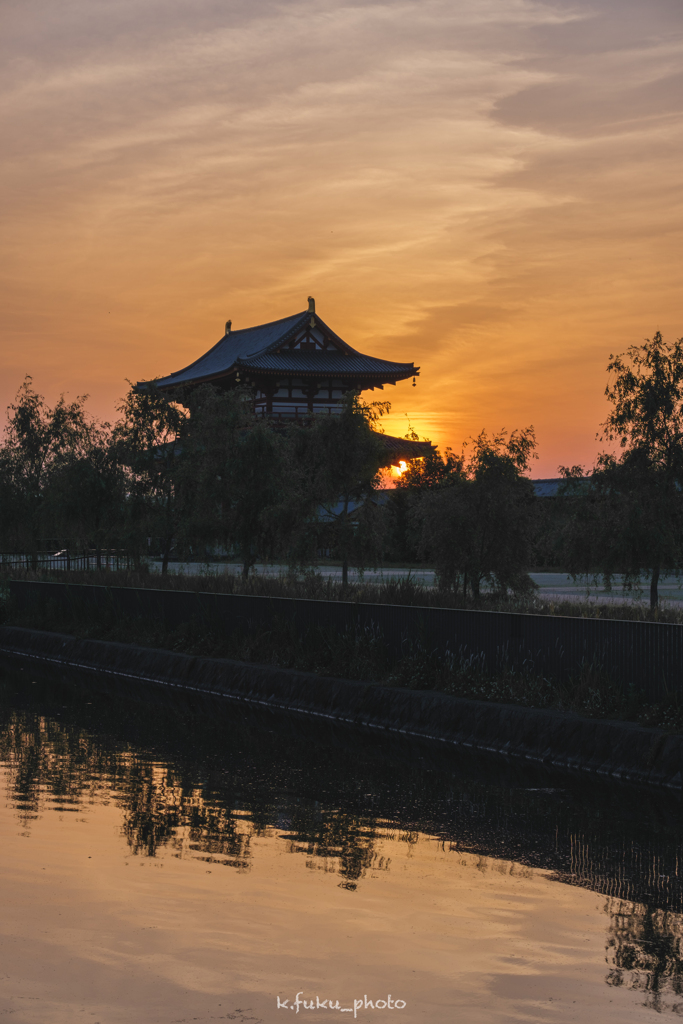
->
[1,662,682,1022]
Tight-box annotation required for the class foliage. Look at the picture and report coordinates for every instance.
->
[604,331,683,461]
[13,562,683,627]
[7,329,683,610]
[416,427,538,600]
[114,382,189,573]
[9,582,683,732]
[0,378,93,566]
[297,392,390,583]
[47,421,126,567]
[395,431,462,491]
[562,332,683,609]
[179,386,288,577]
[383,432,463,562]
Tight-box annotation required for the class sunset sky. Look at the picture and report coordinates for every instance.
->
[2,0,682,476]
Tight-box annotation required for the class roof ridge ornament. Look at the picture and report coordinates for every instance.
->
[307,296,315,313]
[225,320,232,335]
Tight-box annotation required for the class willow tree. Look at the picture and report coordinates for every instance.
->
[115,382,189,574]
[569,332,683,610]
[179,385,288,577]
[300,393,390,585]
[385,435,463,562]
[417,427,538,600]
[0,378,92,567]
[47,421,126,569]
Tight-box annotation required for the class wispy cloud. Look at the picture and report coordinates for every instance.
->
[1,0,681,472]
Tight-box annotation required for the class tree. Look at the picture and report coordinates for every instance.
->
[417,427,538,600]
[530,464,588,571]
[0,378,92,567]
[565,332,683,610]
[395,432,462,492]
[115,382,189,574]
[301,393,390,585]
[47,421,126,568]
[179,385,288,577]
[384,433,463,562]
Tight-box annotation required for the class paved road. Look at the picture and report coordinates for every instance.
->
[146,562,683,604]
[5,556,678,603]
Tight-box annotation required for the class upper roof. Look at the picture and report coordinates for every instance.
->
[141,308,418,390]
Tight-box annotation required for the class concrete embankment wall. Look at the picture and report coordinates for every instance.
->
[1,625,681,790]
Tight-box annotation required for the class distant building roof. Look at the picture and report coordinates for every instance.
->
[532,478,563,497]
[532,477,591,497]
[140,307,418,392]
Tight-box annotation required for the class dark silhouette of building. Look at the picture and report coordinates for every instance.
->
[139,297,433,465]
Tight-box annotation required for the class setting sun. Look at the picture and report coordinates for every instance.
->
[388,460,410,482]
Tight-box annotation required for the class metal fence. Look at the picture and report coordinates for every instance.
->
[8,579,683,699]
[1,553,133,572]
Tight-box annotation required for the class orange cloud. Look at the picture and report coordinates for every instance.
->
[1,0,681,475]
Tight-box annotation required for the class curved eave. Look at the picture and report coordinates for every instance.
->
[378,433,435,466]
[239,370,419,381]
[236,360,419,381]
[140,369,235,392]
[143,366,420,392]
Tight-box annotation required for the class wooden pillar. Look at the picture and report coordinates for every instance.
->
[259,379,275,415]
[305,382,319,414]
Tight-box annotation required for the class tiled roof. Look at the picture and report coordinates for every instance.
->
[379,433,435,459]
[531,478,591,497]
[149,311,309,388]
[141,309,417,390]
[532,478,563,497]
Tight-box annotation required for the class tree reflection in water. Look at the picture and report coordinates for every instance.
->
[2,667,683,1005]
[606,900,683,1014]
[0,706,386,883]
[284,804,392,887]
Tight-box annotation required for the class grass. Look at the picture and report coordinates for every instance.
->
[3,586,683,734]
[2,565,683,623]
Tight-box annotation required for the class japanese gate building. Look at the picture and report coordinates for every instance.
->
[141,298,433,465]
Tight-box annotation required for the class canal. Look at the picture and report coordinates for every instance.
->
[0,661,681,1022]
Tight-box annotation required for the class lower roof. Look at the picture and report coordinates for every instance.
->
[379,433,435,465]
